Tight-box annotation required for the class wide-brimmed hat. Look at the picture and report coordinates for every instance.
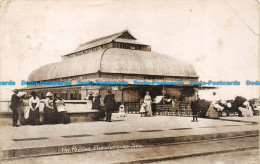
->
[46,92,53,97]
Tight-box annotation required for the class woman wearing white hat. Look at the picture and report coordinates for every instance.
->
[43,92,58,124]
[239,101,253,117]
[18,92,30,125]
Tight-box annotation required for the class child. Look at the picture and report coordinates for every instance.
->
[140,103,147,117]
[119,103,126,117]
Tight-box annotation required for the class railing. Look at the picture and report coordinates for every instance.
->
[0,101,11,112]
[124,102,192,116]
[124,102,140,114]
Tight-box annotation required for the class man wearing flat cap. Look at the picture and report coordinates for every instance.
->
[10,89,21,127]
[103,90,116,122]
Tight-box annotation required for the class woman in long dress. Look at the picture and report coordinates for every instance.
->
[44,92,58,124]
[56,98,66,124]
[144,91,152,116]
[238,101,253,117]
[28,91,40,125]
[93,93,105,120]
[206,101,219,119]
[18,93,30,125]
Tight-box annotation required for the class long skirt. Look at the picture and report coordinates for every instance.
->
[18,105,29,125]
[44,106,58,124]
[206,103,219,119]
[29,103,39,125]
[140,104,146,113]
[238,107,253,117]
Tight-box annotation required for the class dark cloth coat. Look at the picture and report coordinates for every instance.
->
[10,94,20,111]
[103,94,116,111]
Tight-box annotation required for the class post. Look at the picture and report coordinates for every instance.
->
[163,85,165,114]
[121,86,124,102]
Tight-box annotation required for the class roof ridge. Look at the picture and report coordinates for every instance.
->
[80,30,128,46]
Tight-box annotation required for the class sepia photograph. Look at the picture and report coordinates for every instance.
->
[0,0,259,163]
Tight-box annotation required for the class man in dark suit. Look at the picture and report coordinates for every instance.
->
[103,90,116,122]
[10,89,20,127]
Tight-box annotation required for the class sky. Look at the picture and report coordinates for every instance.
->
[0,0,259,100]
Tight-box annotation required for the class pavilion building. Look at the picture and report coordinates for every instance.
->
[22,30,199,103]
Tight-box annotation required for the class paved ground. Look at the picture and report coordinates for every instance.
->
[0,114,259,150]
[2,135,259,164]
[0,114,259,161]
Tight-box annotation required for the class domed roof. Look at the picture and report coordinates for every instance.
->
[28,48,198,81]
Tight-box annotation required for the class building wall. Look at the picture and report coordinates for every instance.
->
[23,85,199,105]
[22,72,198,102]
[123,89,140,102]
[165,88,182,98]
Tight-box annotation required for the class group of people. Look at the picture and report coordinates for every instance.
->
[206,99,257,119]
[91,90,126,121]
[10,89,66,127]
[84,90,117,122]
[89,90,125,122]
[10,90,41,127]
[139,91,177,117]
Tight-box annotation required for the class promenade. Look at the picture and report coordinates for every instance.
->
[0,114,259,160]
